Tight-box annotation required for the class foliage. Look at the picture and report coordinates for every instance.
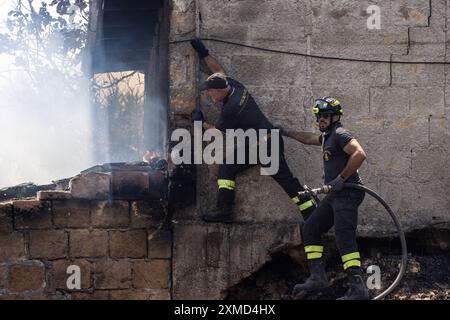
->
[1,0,89,93]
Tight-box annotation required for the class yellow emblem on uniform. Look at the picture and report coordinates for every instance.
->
[323,150,332,161]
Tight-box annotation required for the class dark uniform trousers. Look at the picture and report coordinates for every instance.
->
[216,135,314,218]
[302,188,365,269]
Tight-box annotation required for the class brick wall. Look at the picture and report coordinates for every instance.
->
[0,171,171,300]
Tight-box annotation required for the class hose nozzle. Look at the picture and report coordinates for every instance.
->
[299,185,332,198]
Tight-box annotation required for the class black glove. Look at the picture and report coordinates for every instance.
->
[329,175,345,192]
[190,38,209,59]
[191,110,204,122]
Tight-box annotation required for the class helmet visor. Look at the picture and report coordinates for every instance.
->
[312,100,332,114]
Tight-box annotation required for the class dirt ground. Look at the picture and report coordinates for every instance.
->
[226,250,449,300]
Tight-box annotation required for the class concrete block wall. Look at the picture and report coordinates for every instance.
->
[168,0,304,300]
[0,193,171,300]
[2,0,448,301]
[168,0,450,298]
[175,0,449,234]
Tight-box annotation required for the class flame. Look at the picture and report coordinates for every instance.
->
[143,150,159,164]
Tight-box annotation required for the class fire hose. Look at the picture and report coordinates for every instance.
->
[298,183,408,300]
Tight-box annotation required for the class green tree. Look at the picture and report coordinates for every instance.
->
[0,0,89,94]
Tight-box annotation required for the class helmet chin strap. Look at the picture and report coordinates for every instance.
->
[319,116,341,132]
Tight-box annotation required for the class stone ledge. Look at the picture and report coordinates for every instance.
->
[37,191,72,201]
[13,200,52,230]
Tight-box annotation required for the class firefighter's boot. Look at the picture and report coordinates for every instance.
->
[292,258,329,297]
[337,268,369,300]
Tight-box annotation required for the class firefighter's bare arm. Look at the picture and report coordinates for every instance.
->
[204,55,226,75]
[285,130,321,146]
[340,139,367,179]
[190,38,226,75]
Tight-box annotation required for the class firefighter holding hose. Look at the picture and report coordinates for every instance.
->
[281,97,369,300]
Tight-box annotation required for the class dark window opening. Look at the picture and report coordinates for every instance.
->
[88,0,169,163]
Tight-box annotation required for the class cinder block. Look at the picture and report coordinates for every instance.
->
[93,260,132,290]
[311,58,390,88]
[367,146,412,178]
[228,0,308,26]
[169,86,196,115]
[409,27,446,56]
[111,171,149,200]
[411,145,448,183]
[69,230,108,258]
[169,0,196,39]
[0,294,48,300]
[206,230,223,268]
[148,230,171,259]
[53,201,90,228]
[382,116,430,148]
[429,116,450,146]
[52,259,92,290]
[392,0,430,27]
[199,0,231,25]
[130,200,166,228]
[233,167,304,223]
[249,24,307,43]
[311,26,409,57]
[391,55,445,86]
[0,265,6,290]
[91,201,130,228]
[0,203,13,233]
[37,191,72,201]
[248,86,307,121]
[109,289,170,300]
[70,172,110,200]
[13,200,52,230]
[408,87,445,116]
[428,0,447,29]
[70,290,109,300]
[201,24,251,45]
[230,54,307,87]
[109,230,147,258]
[8,262,45,292]
[132,260,170,289]
[29,230,67,259]
[446,82,450,114]
[369,86,410,117]
[309,0,409,56]
[169,51,196,87]
[0,233,25,262]
[148,171,167,200]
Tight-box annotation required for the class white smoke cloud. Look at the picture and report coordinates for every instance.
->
[0,1,95,188]
[0,52,95,188]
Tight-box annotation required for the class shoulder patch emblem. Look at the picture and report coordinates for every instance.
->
[323,150,332,161]
[237,88,249,115]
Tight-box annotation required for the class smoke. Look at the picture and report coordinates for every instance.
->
[0,1,95,188]
[0,52,95,188]
[0,0,169,188]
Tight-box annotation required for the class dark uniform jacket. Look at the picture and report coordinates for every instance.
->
[215,77,273,132]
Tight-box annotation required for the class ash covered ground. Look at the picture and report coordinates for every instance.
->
[227,236,449,301]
